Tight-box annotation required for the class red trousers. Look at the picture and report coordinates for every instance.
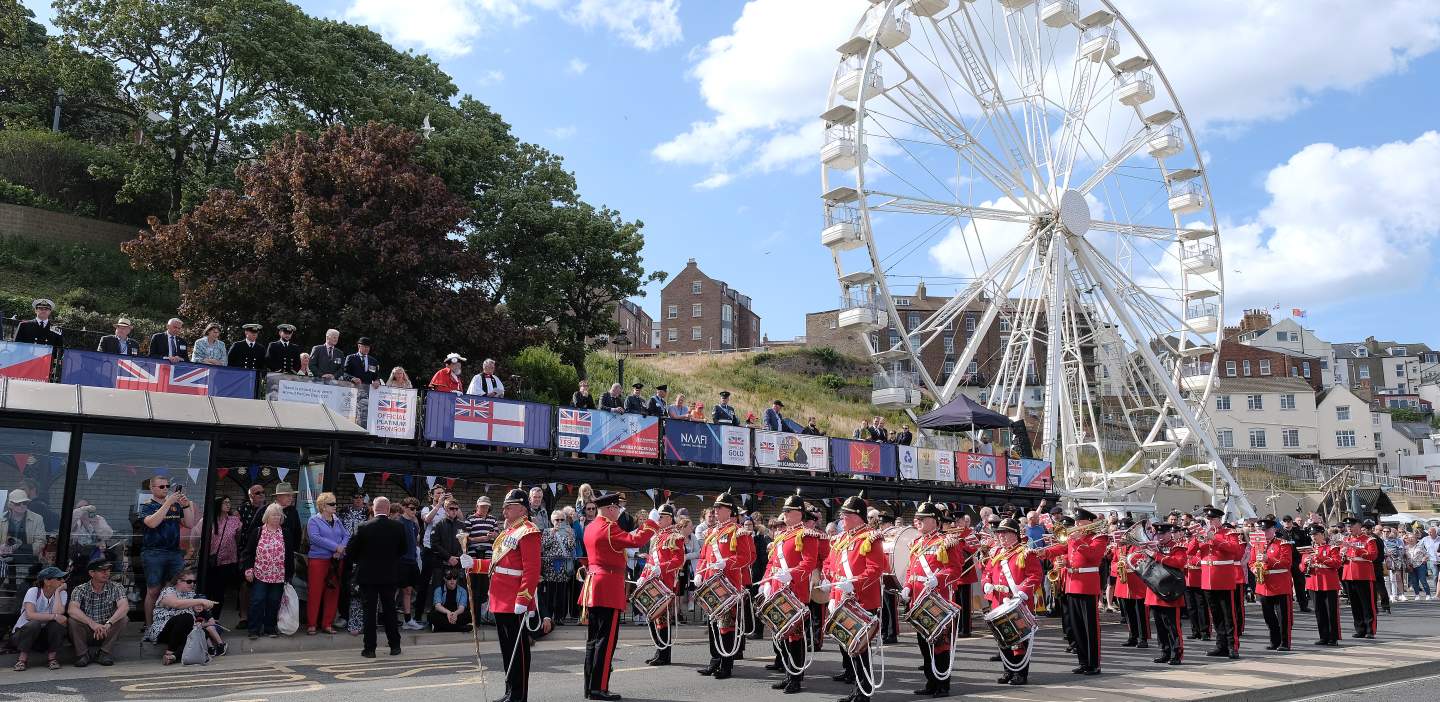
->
[307,557,343,630]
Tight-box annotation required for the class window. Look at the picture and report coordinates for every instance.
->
[943,334,955,353]
[722,328,732,345]
[965,316,976,332]
[1372,413,1381,426]
[908,313,921,328]
[1247,394,1263,410]
[752,319,757,334]
[691,326,702,340]
[1392,347,1407,357]
[889,332,900,347]
[667,328,678,341]
[894,297,911,306]
[1336,430,1356,448]
[1302,361,1311,378]
[1396,363,1405,377]
[722,304,732,322]
[1282,429,1300,448]
[1336,405,1350,421]
[1225,361,1237,377]
[690,303,702,318]
[943,360,956,374]
[967,360,978,376]
[1373,433,1382,449]
[1258,359,1271,375]
[691,280,701,294]
[1215,395,1231,411]
[0,427,69,624]
[1249,429,1267,449]
[1355,347,1368,358]
[998,317,1011,332]
[1217,429,1234,448]
[1280,394,1296,410]
[1358,366,1371,380]
[1321,359,1329,369]
[828,317,838,330]
[666,304,677,319]
[1242,360,1252,376]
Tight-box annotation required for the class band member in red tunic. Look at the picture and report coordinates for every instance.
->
[579,492,658,701]
[803,504,830,651]
[1302,523,1342,646]
[1183,527,1212,640]
[640,503,686,666]
[759,493,821,694]
[1037,507,1109,675]
[1339,516,1381,639]
[696,491,755,680]
[1194,506,1245,659]
[901,500,961,697]
[944,509,979,638]
[1143,523,1188,665]
[986,518,1042,685]
[1112,518,1150,648]
[823,493,887,702]
[1252,516,1295,650]
[460,488,541,702]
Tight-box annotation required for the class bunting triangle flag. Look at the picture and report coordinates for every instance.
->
[353,472,365,489]
[381,472,391,484]
[83,461,100,480]
[445,477,456,489]
[426,475,437,490]
[277,467,291,482]
[154,466,169,476]
[187,468,201,483]
[645,488,656,503]
[11,453,30,473]
[548,482,558,496]
[248,465,260,483]
[49,456,65,476]
[483,483,492,493]
[217,467,230,481]
[402,475,414,491]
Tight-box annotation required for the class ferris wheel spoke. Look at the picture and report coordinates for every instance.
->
[865,191,1033,222]
[1075,125,1161,195]
[1085,218,1178,241]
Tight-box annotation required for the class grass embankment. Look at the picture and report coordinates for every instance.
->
[0,236,176,338]
[585,347,910,436]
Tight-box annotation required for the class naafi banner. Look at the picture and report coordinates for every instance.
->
[662,419,750,467]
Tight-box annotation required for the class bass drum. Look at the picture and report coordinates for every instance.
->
[882,526,919,592]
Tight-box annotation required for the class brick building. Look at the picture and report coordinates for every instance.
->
[657,259,761,352]
[1212,310,1324,392]
[611,299,655,352]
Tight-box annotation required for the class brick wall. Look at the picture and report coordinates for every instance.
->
[1210,338,1323,391]
[658,259,761,352]
[0,203,139,249]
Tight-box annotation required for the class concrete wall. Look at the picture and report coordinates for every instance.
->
[0,203,139,249]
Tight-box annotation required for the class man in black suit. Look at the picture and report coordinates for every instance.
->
[266,324,302,374]
[349,495,407,657]
[343,337,382,387]
[309,328,346,380]
[13,299,62,348]
[624,382,646,414]
[428,498,465,594]
[645,384,669,417]
[893,424,914,446]
[147,318,187,362]
[712,390,739,425]
[96,318,140,356]
[228,324,265,370]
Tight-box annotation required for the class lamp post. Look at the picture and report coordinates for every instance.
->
[612,330,632,389]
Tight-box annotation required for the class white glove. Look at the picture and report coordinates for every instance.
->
[837,580,854,595]
[514,603,527,615]
[459,554,474,571]
[713,557,728,571]
[924,575,938,590]
[899,589,911,603]
[648,509,661,522]
[774,570,793,586]
[983,583,994,595]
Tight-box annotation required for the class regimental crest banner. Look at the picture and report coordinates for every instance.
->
[423,392,551,449]
[61,349,255,398]
[0,341,52,381]
[959,452,1004,486]
[754,430,828,473]
[367,386,417,439]
[556,408,659,458]
[829,438,897,477]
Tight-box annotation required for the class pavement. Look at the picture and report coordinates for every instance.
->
[5,599,1440,701]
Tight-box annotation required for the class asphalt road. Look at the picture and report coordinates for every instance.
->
[1293,672,1440,702]
[5,600,1440,701]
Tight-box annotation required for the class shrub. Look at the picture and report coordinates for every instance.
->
[817,373,845,390]
[507,346,578,406]
[807,346,841,368]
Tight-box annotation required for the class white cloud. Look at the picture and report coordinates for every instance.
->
[1223,131,1440,307]
[693,172,734,190]
[344,0,681,58]
[549,125,578,140]
[474,69,506,87]
[567,57,589,76]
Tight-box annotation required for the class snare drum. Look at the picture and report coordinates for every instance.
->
[758,588,806,637]
[905,589,960,643]
[696,575,743,619]
[825,600,879,656]
[982,598,1038,649]
[632,577,676,621]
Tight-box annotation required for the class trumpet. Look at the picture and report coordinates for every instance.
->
[1040,519,1109,545]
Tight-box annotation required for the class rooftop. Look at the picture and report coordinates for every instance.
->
[1214,376,1316,395]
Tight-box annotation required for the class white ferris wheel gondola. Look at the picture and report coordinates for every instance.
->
[820,0,1254,517]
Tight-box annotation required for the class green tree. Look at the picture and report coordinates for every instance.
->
[0,0,126,139]
[122,122,521,374]
[1388,407,1424,423]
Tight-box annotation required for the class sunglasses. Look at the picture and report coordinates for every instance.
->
[445,576,458,581]
[153,484,170,489]
[180,579,197,584]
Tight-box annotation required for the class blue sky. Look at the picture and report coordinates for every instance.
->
[27,1,1440,345]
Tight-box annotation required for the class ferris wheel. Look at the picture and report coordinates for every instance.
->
[819,0,1253,516]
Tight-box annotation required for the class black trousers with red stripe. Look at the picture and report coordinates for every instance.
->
[1204,588,1239,653]
[1311,589,1341,643]
[1342,579,1376,637]
[1185,586,1211,638]
[1063,593,1100,670]
[496,612,532,701]
[1151,604,1184,662]
[952,583,973,636]
[1259,594,1292,648]
[1119,597,1149,643]
[584,606,622,694]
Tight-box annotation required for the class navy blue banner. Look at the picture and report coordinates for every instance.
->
[60,350,256,398]
[423,392,552,449]
[663,419,722,463]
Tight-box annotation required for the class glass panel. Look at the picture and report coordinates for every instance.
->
[74,434,211,624]
[0,427,70,628]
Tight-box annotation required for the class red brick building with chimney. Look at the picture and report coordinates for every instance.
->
[657,259,761,352]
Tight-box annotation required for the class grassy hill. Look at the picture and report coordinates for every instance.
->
[0,236,176,339]
[585,347,911,436]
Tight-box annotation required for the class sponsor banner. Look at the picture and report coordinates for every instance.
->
[0,341,52,381]
[755,430,828,473]
[897,445,918,480]
[367,386,418,439]
[959,452,1004,486]
[1010,458,1053,489]
[721,426,751,467]
[424,392,551,449]
[557,408,659,458]
[61,349,256,398]
[277,379,358,421]
[661,419,751,466]
[829,438,897,477]
[917,448,956,483]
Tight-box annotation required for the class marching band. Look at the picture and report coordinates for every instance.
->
[455,490,1395,701]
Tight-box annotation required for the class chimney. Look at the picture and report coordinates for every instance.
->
[1238,308,1271,334]
[686,258,697,268]
[915,279,927,300]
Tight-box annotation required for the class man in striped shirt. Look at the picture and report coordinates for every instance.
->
[466,496,499,603]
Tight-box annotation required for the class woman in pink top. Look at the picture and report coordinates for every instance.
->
[208,496,243,623]
[242,504,288,639]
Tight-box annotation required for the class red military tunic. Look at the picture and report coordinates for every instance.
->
[1252,538,1294,597]
[1111,544,1146,600]
[1302,543,1342,591]
[901,531,961,602]
[1195,528,1245,591]
[580,515,658,610]
[762,524,821,602]
[640,526,687,591]
[1183,537,1205,588]
[1340,536,1380,581]
[1145,545,1188,608]
[824,525,887,610]
[950,527,980,586]
[1037,531,1109,595]
[985,544,1043,605]
[699,520,755,589]
[469,518,541,612]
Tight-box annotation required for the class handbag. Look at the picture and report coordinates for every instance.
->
[181,624,211,665]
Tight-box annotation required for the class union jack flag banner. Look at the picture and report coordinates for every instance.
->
[367,386,417,439]
[423,391,551,448]
[60,350,257,398]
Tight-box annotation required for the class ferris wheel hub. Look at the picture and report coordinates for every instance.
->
[1057,189,1091,237]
